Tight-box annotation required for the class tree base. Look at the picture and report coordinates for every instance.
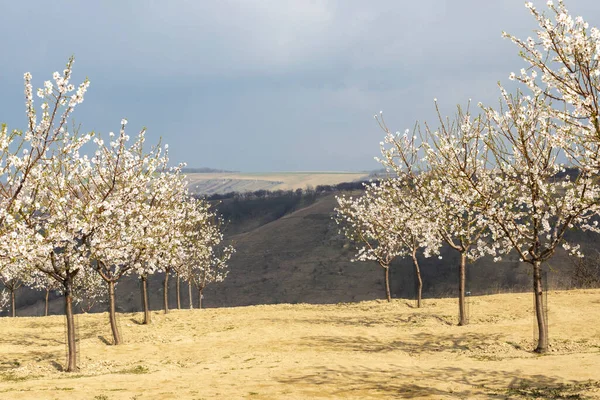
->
[534,346,548,354]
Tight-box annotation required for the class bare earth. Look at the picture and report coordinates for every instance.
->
[1,290,599,399]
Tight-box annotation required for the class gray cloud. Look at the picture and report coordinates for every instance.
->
[1,0,599,171]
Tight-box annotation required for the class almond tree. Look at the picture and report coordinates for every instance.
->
[468,0,600,352]
[177,199,211,310]
[467,89,600,353]
[0,264,25,317]
[30,130,99,372]
[16,64,95,372]
[179,201,233,309]
[136,165,188,320]
[0,58,88,327]
[335,188,399,302]
[30,271,62,316]
[375,179,442,307]
[335,179,439,304]
[150,172,189,315]
[175,198,211,309]
[377,106,492,325]
[191,245,233,309]
[72,268,107,314]
[86,124,180,343]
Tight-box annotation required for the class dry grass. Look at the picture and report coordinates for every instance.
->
[1,289,600,399]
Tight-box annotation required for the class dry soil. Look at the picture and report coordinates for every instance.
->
[1,289,600,399]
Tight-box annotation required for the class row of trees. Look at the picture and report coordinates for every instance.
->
[336,0,600,353]
[0,58,233,371]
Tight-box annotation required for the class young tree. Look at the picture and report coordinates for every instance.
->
[468,89,600,352]
[17,63,94,372]
[335,179,439,304]
[336,189,397,302]
[375,179,441,307]
[0,267,24,317]
[192,245,233,309]
[500,4,600,350]
[86,124,179,342]
[179,201,233,309]
[30,272,62,316]
[30,132,98,371]
[150,173,189,315]
[0,58,88,332]
[377,106,492,325]
[72,269,107,314]
[137,165,188,319]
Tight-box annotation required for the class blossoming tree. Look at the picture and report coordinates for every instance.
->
[0,261,26,317]
[178,201,233,309]
[86,122,181,343]
[29,130,99,372]
[377,106,492,325]
[459,0,600,353]
[468,88,600,352]
[13,62,95,371]
[335,179,438,305]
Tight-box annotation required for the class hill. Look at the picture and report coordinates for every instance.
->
[1,290,599,399]
[184,171,369,195]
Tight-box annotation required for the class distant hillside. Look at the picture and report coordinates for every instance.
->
[184,171,370,195]
[180,167,238,173]
[10,190,600,317]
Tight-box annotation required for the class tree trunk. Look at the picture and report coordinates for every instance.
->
[198,287,203,309]
[383,265,391,302]
[188,280,193,310]
[108,281,122,345]
[10,289,16,317]
[412,250,423,308]
[45,289,50,316]
[63,278,78,372]
[533,260,549,353]
[141,275,151,324]
[458,252,467,326]
[163,271,169,314]
[176,273,181,310]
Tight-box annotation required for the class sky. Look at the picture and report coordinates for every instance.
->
[1,1,599,172]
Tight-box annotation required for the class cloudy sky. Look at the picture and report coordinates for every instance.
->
[1,1,599,172]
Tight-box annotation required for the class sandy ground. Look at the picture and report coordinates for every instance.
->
[1,289,599,399]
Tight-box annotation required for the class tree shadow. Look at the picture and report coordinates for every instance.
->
[297,331,502,354]
[263,312,455,329]
[404,301,417,309]
[49,360,64,371]
[0,334,63,347]
[0,351,63,372]
[129,317,144,325]
[97,336,112,345]
[277,365,599,399]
